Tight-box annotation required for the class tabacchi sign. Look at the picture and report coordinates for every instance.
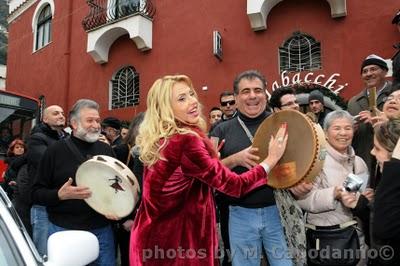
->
[269,71,349,97]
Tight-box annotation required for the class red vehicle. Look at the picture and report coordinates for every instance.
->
[0,90,40,180]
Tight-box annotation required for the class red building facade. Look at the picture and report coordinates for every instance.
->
[5,0,399,120]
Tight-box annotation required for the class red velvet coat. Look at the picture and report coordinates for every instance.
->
[129,132,268,266]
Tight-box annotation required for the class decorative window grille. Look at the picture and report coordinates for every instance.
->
[111,66,140,109]
[279,32,321,72]
[36,4,52,50]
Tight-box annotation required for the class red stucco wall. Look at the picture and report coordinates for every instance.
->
[6,0,399,120]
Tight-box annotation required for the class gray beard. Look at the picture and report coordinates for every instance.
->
[75,125,100,143]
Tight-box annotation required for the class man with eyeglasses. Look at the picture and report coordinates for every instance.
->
[269,86,300,112]
[219,91,237,121]
[348,54,392,183]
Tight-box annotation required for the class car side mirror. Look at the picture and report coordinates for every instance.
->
[46,230,99,266]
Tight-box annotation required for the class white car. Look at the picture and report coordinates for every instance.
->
[0,187,99,265]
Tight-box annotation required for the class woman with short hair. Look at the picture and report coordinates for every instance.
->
[297,110,371,266]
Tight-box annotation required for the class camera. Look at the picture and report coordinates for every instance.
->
[343,173,364,192]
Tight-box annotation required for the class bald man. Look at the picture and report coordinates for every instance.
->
[21,104,68,256]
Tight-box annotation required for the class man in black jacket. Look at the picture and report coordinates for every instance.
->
[20,105,66,256]
[32,99,116,265]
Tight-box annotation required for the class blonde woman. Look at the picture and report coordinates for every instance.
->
[129,75,288,265]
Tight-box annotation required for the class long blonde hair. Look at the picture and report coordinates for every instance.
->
[137,75,207,166]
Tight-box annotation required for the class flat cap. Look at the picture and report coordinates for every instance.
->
[102,117,121,130]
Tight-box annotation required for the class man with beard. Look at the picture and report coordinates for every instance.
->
[24,105,67,256]
[32,99,116,265]
[307,90,328,126]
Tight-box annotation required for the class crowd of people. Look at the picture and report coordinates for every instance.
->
[0,9,399,266]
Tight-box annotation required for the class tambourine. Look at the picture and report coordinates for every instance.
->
[252,109,326,188]
[76,155,140,218]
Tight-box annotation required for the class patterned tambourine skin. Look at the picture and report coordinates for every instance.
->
[76,155,140,218]
[252,109,326,188]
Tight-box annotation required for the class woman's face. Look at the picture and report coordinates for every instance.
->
[383,90,400,119]
[371,136,391,172]
[13,144,25,156]
[171,82,200,125]
[326,117,354,154]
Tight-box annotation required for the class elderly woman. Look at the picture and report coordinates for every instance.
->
[297,110,370,265]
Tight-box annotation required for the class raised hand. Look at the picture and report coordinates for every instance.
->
[58,177,91,200]
[262,123,288,170]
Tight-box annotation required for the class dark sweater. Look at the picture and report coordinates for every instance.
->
[32,135,114,230]
[210,111,275,208]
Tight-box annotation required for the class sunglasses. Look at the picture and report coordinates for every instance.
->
[221,100,236,107]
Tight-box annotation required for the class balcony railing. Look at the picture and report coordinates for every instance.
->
[82,0,155,31]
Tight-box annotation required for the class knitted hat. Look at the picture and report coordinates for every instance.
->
[308,90,324,105]
[392,10,400,24]
[360,54,388,73]
[102,117,121,130]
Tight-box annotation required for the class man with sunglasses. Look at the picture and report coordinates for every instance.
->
[220,91,238,121]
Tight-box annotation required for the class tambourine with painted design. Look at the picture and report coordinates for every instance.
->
[76,155,140,219]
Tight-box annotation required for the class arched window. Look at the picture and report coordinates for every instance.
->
[279,32,321,72]
[36,4,52,50]
[110,66,140,109]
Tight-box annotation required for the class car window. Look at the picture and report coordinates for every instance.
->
[0,217,24,265]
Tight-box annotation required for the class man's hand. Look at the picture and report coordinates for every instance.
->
[58,178,91,200]
[222,146,260,169]
[290,181,313,199]
[358,110,373,124]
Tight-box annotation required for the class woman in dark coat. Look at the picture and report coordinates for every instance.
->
[342,119,400,265]
[3,139,26,199]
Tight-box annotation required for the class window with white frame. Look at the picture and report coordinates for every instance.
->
[35,4,52,50]
[110,66,140,109]
[279,32,321,72]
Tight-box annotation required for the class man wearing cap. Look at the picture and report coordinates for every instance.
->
[392,10,400,89]
[348,54,392,180]
[102,117,123,146]
[308,90,328,126]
